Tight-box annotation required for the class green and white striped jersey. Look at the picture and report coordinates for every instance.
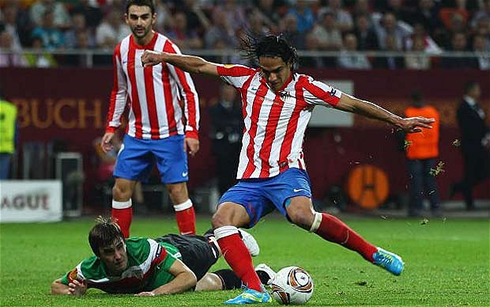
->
[60,237,181,294]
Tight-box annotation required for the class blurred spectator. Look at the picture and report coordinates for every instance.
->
[70,0,103,30]
[287,0,316,34]
[168,11,203,49]
[95,9,130,50]
[279,13,304,49]
[473,17,490,50]
[0,31,27,67]
[353,14,380,50]
[319,0,354,32]
[64,30,94,67]
[0,95,18,180]
[311,11,343,51]
[0,0,33,47]
[440,32,478,68]
[472,34,490,69]
[29,0,70,29]
[0,2,23,50]
[451,81,490,210]
[204,8,236,49]
[405,35,432,69]
[374,12,411,50]
[24,36,57,67]
[337,33,372,69]
[209,84,243,196]
[384,0,414,24]
[439,0,469,31]
[300,32,326,68]
[351,0,373,22]
[64,12,95,49]
[31,9,65,49]
[172,0,211,38]
[374,34,405,69]
[404,23,442,54]
[253,0,287,30]
[221,0,249,33]
[247,13,270,38]
[152,0,173,33]
[411,0,443,37]
[470,0,490,29]
[403,90,441,217]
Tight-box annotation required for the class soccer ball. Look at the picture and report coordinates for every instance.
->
[270,266,314,305]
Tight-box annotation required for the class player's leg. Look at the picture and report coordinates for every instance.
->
[112,135,153,238]
[196,270,242,291]
[286,197,404,275]
[112,178,137,237]
[212,202,272,304]
[166,182,196,235]
[153,135,196,234]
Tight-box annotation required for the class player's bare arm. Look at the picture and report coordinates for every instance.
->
[335,93,435,133]
[136,259,197,296]
[141,50,219,76]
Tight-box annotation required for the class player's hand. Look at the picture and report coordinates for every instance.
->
[141,50,164,67]
[184,138,200,157]
[100,132,114,153]
[135,291,156,296]
[399,117,435,133]
[68,279,87,296]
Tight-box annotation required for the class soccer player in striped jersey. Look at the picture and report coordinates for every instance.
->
[142,34,435,304]
[100,0,200,238]
[51,217,261,296]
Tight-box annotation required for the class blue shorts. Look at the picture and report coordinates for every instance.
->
[218,168,312,227]
[114,134,188,184]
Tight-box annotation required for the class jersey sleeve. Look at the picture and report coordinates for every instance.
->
[105,43,128,133]
[163,40,200,139]
[59,262,86,285]
[301,75,342,107]
[216,64,256,89]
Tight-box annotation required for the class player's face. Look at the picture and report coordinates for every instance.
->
[125,5,155,41]
[98,238,128,276]
[259,56,292,91]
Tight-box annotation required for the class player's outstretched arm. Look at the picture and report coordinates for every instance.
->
[136,259,197,296]
[141,50,219,76]
[335,93,435,133]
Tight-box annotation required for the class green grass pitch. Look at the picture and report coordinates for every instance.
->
[1,215,489,306]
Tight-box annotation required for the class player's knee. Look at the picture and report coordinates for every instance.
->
[112,185,131,200]
[211,211,227,228]
[288,208,315,230]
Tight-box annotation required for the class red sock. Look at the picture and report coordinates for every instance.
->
[174,200,196,235]
[111,200,132,238]
[215,227,262,291]
[315,213,377,262]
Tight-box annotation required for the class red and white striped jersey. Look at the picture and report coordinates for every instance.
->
[105,33,199,140]
[217,65,342,179]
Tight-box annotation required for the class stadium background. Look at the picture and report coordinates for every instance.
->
[0,0,489,215]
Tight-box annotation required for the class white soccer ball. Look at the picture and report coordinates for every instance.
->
[270,266,314,305]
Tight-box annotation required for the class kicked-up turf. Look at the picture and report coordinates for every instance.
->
[0,215,489,306]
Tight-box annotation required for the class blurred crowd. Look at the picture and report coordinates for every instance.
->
[0,0,489,69]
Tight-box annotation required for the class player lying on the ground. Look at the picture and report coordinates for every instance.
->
[50,217,260,296]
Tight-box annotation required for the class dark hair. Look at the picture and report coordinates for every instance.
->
[240,33,299,70]
[88,216,125,256]
[126,0,155,15]
[464,80,479,94]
